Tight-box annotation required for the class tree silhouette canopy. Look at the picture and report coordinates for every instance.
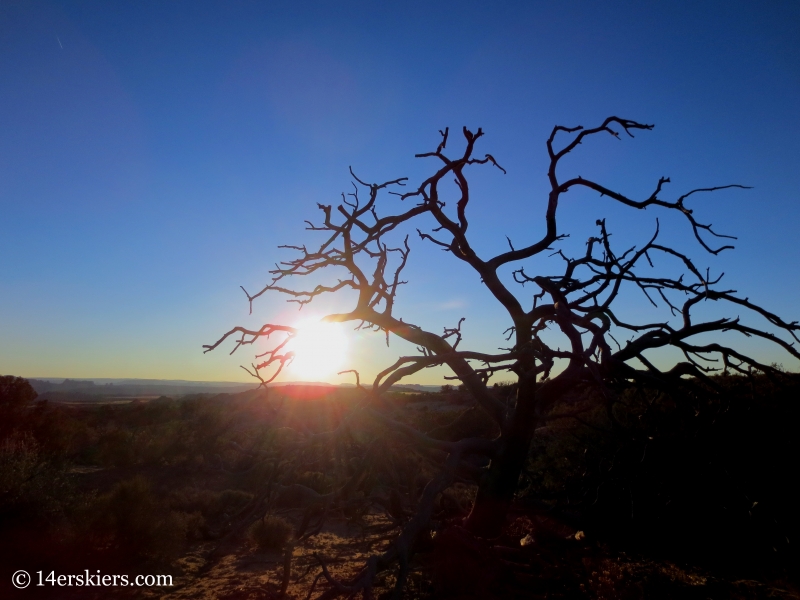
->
[206,118,799,597]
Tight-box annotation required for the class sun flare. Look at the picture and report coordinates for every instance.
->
[287,319,348,381]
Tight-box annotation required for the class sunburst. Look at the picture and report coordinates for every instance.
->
[287,319,348,381]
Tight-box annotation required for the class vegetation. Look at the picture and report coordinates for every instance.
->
[0,376,355,578]
[249,515,293,552]
[0,374,799,597]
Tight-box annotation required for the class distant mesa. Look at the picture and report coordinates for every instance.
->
[26,377,257,399]
[20,377,442,400]
[60,379,95,389]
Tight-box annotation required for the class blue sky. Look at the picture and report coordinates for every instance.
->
[1,0,799,383]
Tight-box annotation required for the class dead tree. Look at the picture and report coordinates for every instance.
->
[205,118,799,596]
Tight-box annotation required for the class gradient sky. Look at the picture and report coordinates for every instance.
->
[2,0,799,384]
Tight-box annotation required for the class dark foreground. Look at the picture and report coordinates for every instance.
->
[1,376,798,599]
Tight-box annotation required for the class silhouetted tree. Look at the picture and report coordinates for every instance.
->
[206,118,799,597]
[0,375,37,437]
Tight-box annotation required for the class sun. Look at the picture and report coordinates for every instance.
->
[286,319,348,381]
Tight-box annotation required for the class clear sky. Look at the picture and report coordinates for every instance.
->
[2,0,799,384]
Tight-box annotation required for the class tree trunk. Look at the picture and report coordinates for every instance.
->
[465,433,531,537]
[465,383,537,537]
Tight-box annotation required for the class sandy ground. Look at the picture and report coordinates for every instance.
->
[154,513,399,600]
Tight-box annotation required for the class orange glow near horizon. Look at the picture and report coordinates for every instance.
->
[286,319,348,381]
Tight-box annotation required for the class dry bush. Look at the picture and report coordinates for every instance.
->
[168,486,218,514]
[218,489,253,514]
[96,429,135,467]
[249,515,292,551]
[0,433,73,525]
[435,483,476,517]
[168,486,253,520]
[99,475,191,562]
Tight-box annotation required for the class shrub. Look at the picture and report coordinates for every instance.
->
[104,476,157,550]
[168,487,253,520]
[0,434,73,525]
[218,489,253,515]
[96,429,134,467]
[249,515,292,551]
[100,475,190,562]
[168,486,218,515]
[0,376,37,437]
